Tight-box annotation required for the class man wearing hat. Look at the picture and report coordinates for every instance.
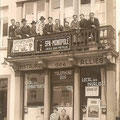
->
[70,15,79,30]
[36,16,45,36]
[21,18,30,38]
[43,17,54,35]
[30,21,37,36]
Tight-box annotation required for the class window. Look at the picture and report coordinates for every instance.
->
[24,73,44,106]
[64,0,73,8]
[52,0,60,9]
[37,0,45,12]
[53,86,73,107]
[3,21,8,37]
[81,0,91,4]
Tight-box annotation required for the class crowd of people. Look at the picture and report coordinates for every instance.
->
[9,12,100,40]
[50,108,70,120]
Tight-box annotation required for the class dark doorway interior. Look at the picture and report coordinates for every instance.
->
[0,79,8,120]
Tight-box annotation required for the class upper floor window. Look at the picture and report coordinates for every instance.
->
[64,0,73,8]
[52,0,60,9]
[81,0,91,4]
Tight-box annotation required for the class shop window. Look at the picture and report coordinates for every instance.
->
[81,0,91,4]
[64,0,73,8]
[24,73,44,106]
[53,86,73,107]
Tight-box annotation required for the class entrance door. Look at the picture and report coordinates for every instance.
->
[80,67,101,120]
[24,72,44,120]
[51,69,74,120]
[0,79,8,120]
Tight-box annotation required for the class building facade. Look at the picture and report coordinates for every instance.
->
[0,0,120,120]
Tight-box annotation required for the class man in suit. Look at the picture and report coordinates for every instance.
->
[9,19,17,39]
[43,17,54,35]
[15,22,22,38]
[79,14,88,44]
[21,18,30,38]
[87,12,100,43]
[53,19,63,32]
[30,21,37,36]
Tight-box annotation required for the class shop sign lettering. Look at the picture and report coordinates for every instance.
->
[20,63,42,70]
[79,57,105,66]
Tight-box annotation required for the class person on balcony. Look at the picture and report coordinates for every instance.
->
[70,15,79,30]
[21,18,30,38]
[36,16,45,36]
[30,21,37,37]
[9,19,17,39]
[87,12,100,43]
[15,22,22,38]
[43,17,54,35]
[50,107,60,120]
[79,14,88,45]
[63,21,71,31]
[53,19,63,32]
[79,14,88,28]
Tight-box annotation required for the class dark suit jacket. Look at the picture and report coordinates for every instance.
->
[43,23,54,35]
[21,25,30,38]
[9,25,17,37]
[88,18,100,28]
[79,18,88,28]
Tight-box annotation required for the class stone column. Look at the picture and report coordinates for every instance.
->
[44,69,50,120]
[106,64,116,120]
[74,67,80,120]
[14,71,23,120]
[73,0,79,15]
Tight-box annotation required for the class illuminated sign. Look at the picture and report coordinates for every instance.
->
[12,37,34,53]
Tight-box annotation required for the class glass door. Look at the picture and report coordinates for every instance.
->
[51,69,74,120]
[52,85,73,120]
[24,72,44,120]
[0,79,8,120]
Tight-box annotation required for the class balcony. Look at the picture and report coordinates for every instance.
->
[7,25,116,58]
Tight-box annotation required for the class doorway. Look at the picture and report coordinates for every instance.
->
[51,69,74,120]
[0,79,8,120]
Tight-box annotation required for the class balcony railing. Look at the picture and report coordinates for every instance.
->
[7,25,115,57]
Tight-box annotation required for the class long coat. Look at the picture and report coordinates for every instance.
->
[9,25,17,38]
[87,18,100,28]
[79,18,88,28]
[53,24,64,32]
[70,20,79,29]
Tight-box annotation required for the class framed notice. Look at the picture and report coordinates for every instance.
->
[85,86,99,97]
[12,37,34,53]
[87,98,101,120]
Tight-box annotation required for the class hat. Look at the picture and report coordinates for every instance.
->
[31,21,36,24]
[40,16,45,20]
[48,17,53,20]
[21,18,27,22]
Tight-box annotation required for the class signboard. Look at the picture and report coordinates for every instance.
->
[78,56,105,66]
[20,63,42,70]
[38,36,71,51]
[51,69,73,83]
[12,37,34,53]
[85,86,99,97]
[87,98,101,120]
